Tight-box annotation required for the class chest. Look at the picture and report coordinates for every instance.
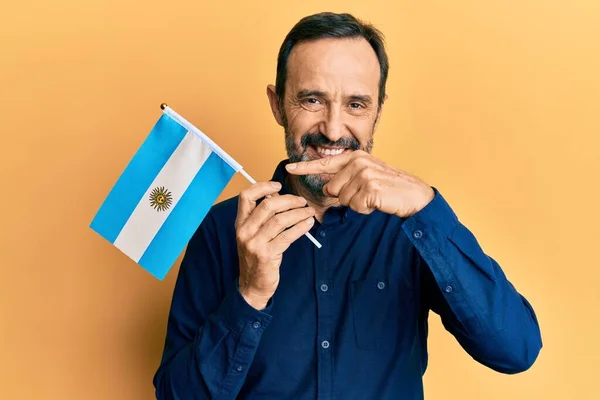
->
[240,218,424,390]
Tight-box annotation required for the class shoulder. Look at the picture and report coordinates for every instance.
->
[186,194,240,251]
[183,195,241,273]
[190,195,239,242]
[207,194,240,225]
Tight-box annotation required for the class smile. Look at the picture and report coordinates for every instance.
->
[314,146,347,157]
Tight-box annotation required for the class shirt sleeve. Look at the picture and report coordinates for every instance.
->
[153,211,273,400]
[402,187,543,374]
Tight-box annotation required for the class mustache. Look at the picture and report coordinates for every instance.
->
[300,133,360,151]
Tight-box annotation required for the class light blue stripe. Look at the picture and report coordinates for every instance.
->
[90,114,187,243]
[138,152,236,280]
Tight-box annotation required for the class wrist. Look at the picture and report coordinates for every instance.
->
[238,285,271,311]
[411,186,435,216]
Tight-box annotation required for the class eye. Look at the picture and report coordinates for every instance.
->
[303,98,321,104]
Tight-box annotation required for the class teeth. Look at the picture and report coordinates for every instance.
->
[317,147,344,156]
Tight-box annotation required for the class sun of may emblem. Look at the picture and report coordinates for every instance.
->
[149,186,173,212]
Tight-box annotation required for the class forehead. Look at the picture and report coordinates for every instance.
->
[286,37,380,96]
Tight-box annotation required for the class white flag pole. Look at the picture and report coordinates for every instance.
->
[160,103,322,249]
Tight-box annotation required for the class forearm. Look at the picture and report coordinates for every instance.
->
[404,188,542,373]
[154,283,272,399]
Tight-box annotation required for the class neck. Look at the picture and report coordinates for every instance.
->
[287,175,338,222]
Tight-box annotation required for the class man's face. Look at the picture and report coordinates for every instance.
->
[268,38,383,197]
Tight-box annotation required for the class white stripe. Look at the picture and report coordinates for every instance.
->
[113,131,212,261]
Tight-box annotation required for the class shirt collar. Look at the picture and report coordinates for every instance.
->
[270,159,363,225]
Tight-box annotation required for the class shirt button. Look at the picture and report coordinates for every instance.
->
[320,231,326,238]
[445,285,453,293]
[377,281,385,290]
[321,340,330,349]
[252,321,261,329]
[413,230,423,239]
[320,283,329,292]
[236,365,244,372]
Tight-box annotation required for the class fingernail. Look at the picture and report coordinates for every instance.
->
[305,217,315,225]
[271,181,282,189]
[286,163,297,170]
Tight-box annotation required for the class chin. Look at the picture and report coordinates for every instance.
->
[298,174,329,199]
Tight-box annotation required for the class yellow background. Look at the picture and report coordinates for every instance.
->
[1,0,599,399]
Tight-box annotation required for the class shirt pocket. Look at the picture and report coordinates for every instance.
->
[350,278,415,352]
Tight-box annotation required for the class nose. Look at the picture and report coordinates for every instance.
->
[318,106,346,143]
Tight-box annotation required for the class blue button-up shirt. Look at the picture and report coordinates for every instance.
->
[153,160,542,399]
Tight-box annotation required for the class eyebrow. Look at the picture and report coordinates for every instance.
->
[348,94,373,105]
[296,89,327,99]
[296,89,373,105]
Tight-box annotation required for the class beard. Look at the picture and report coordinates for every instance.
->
[282,112,374,199]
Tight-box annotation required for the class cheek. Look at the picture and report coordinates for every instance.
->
[286,106,323,125]
[286,106,322,133]
[348,119,375,145]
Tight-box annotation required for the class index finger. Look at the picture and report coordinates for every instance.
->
[236,181,282,226]
[285,152,352,175]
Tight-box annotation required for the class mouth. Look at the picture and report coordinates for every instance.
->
[309,145,350,158]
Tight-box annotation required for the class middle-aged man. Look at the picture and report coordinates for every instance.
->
[153,12,542,400]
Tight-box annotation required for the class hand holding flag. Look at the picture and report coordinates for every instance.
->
[90,104,321,280]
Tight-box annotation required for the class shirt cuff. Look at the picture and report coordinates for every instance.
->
[213,280,273,344]
[402,187,459,238]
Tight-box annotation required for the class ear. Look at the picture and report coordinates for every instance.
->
[266,84,284,126]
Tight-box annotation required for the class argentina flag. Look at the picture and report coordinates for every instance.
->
[90,104,240,280]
